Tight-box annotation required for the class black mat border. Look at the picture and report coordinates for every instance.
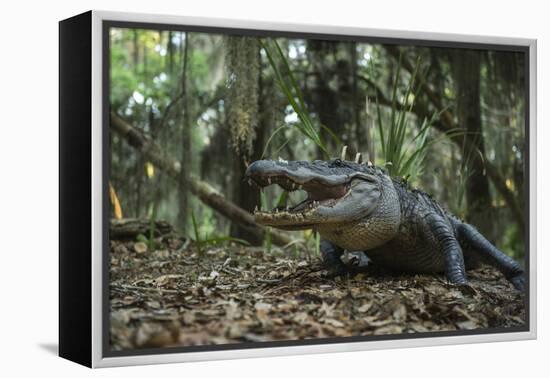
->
[59,11,93,367]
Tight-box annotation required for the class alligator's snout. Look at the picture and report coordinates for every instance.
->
[244,159,382,230]
[245,160,279,177]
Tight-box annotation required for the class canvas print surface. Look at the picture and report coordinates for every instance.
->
[107,24,528,353]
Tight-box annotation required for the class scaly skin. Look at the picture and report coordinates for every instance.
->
[245,158,525,291]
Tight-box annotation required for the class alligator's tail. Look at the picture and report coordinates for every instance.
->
[457,223,525,292]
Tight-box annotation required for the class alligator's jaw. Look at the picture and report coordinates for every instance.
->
[246,168,350,229]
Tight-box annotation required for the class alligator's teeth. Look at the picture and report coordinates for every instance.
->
[254,205,258,212]
[267,178,272,185]
[275,208,278,213]
[291,183,296,190]
[248,179,253,186]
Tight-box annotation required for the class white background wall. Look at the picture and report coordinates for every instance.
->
[0,0,546,376]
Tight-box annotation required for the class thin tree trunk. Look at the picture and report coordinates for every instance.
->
[350,43,362,155]
[306,40,345,155]
[226,36,261,243]
[364,96,375,163]
[167,31,174,74]
[177,33,191,234]
[452,50,493,239]
[135,151,143,218]
[231,48,270,245]
[132,30,139,73]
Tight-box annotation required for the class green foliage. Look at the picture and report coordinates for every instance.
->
[134,196,161,252]
[110,29,177,119]
[374,54,434,180]
[260,191,272,254]
[191,211,250,259]
[453,145,476,215]
[261,39,341,158]
[374,54,465,183]
[502,221,524,260]
[135,233,154,249]
[301,230,321,260]
[315,232,320,257]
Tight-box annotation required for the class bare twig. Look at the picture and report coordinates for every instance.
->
[110,283,181,295]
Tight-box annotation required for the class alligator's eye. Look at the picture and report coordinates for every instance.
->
[330,159,343,167]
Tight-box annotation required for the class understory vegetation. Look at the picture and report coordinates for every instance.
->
[110,29,526,259]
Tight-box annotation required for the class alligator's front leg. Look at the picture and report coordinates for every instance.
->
[320,239,349,277]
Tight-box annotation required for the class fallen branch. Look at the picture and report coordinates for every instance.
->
[110,283,181,295]
[110,218,174,239]
[110,112,293,246]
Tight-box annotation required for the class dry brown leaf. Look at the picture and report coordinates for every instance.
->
[357,302,373,313]
[109,236,525,350]
[324,318,345,328]
[134,242,148,254]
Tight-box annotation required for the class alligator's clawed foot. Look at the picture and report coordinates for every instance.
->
[322,263,352,279]
[509,274,526,293]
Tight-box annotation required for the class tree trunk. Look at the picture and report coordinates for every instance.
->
[306,40,346,156]
[452,50,494,239]
[225,36,262,244]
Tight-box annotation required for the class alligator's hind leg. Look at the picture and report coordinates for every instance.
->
[320,239,348,277]
[458,223,525,291]
[425,214,468,286]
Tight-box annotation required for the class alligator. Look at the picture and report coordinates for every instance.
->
[245,157,525,291]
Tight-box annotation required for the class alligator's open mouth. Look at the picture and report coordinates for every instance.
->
[245,159,381,229]
[246,172,350,226]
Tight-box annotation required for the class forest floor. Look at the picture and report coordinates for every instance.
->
[109,227,526,351]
